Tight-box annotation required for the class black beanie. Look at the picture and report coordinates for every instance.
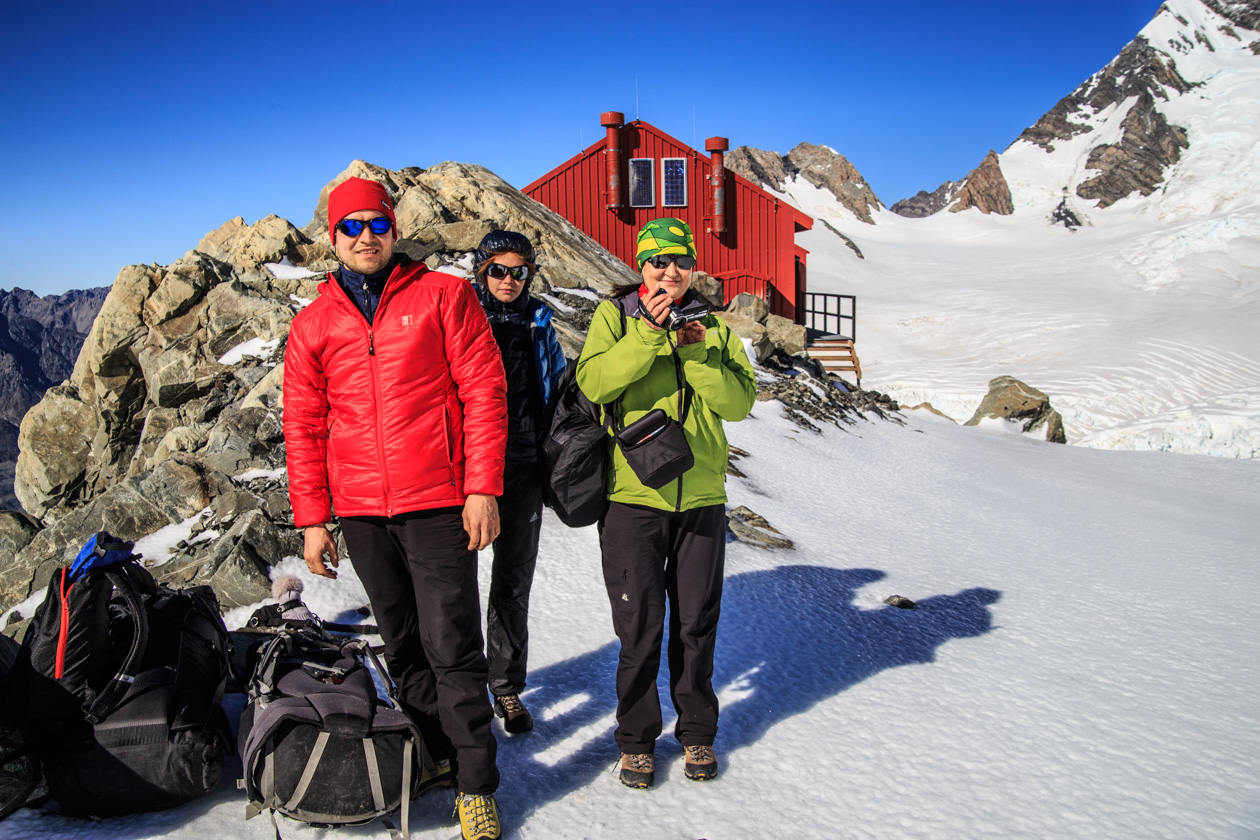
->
[473,230,537,278]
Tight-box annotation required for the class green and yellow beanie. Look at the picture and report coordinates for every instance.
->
[635,218,696,268]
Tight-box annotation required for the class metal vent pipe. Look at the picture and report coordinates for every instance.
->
[601,111,625,210]
[705,136,729,235]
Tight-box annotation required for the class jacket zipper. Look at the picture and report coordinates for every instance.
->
[673,350,685,512]
[367,326,394,516]
[54,567,72,679]
[366,266,399,517]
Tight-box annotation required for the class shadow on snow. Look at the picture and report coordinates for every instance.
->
[3,565,999,837]
[495,564,1000,822]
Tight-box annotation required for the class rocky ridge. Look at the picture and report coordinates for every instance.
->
[726,143,884,224]
[0,160,899,631]
[0,288,108,509]
[948,151,1015,215]
[889,181,962,218]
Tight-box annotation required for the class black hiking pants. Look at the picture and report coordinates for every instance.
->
[340,508,499,795]
[487,462,544,697]
[598,501,727,755]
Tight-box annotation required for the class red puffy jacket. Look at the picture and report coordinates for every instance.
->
[283,260,507,527]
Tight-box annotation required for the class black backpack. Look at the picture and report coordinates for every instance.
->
[238,626,439,839]
[12,545,233,816]
[541,364,612,527]
[0,632,40,821]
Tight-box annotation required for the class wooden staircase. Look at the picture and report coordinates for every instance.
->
[806,336,861,386]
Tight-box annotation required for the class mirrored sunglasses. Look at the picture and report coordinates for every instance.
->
[487,263,531,281]
[647,254,696,270]
[337,217,393,238]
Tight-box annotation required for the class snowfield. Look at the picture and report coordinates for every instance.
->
[4,403,1258,840]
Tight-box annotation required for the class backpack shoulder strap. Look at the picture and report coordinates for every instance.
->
[82,566,150,724]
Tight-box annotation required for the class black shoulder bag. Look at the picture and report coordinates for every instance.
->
[612,343,695,490]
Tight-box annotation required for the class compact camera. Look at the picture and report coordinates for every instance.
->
[638,287,710,331]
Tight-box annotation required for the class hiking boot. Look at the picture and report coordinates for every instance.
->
[683,744,718,781]
[492,693,534,734]
[619,752,654,789]
[416,758,454,795]
[454,791,502,840]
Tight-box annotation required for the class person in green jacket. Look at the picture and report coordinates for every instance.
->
[576,218,756,789]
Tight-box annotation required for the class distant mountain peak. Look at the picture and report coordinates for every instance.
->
[726,143,884,224]
[948,151,1014,215]
[1015,34,1196,155]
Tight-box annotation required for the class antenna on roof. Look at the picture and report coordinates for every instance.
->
[635,75,639,121]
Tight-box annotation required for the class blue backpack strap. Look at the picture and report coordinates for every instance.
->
[69,532,140,582]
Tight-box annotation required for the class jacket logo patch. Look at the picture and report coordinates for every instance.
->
[400,314,414,326]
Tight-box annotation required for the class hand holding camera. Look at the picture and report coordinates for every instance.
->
[638,287,710,335]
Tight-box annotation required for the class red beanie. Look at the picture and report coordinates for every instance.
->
[328,177,396,242]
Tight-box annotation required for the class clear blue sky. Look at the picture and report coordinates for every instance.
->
[1,0,1163,296]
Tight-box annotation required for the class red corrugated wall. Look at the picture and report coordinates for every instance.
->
[523,119,812,322]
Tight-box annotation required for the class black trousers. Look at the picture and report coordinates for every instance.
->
[340,508,499,795]
[487,462,544,697]
[598,502,727,755]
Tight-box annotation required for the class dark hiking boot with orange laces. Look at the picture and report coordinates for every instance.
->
[492,693,533,734]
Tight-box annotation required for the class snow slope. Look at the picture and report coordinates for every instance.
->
[789,2,1260,459]
[3,400,1258,840]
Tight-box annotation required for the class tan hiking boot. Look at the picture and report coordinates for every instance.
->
[619,752,655,789]
[683,744,718,781]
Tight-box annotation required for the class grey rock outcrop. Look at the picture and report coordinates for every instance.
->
[726,143,884,224]
[949,151,1014,216]
[1012,30,1198,208]
[726,506,793,550]
[0,288,108,508]
[1016,36,1195,154]
[1075,90,1189,207]
[964,376,1067,443]
[890,181,962,218]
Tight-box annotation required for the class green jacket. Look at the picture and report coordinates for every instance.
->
[576,295,757,512]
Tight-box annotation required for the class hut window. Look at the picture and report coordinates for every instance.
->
[629,158,655,207]
[662,158,687,206]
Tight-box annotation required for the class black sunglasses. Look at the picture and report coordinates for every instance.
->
[487,263,532,281]
[337,217,393,238]
[647,254,696,270]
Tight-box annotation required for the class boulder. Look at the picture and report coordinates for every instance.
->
[241,362,284,410]
[726,506,793,549]
[14,384,96,519]
[764,314,806,355]
[0,512,40,566]
[714,311,772,363]
[5,456,213,607]
[157,509,278,608]
[689,271,725,310]
[725,292,769,323]
[964,376,1067,443]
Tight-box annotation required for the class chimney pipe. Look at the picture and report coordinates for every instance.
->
[705,136,729,235]
[602,111,626,211]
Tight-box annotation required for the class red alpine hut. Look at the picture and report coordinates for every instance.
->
[524,111,814,324]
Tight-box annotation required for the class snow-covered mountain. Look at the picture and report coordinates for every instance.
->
[1000,0,1260,222]
[753,0,1260,459]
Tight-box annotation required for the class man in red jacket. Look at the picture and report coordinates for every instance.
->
[283,176,508,840]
